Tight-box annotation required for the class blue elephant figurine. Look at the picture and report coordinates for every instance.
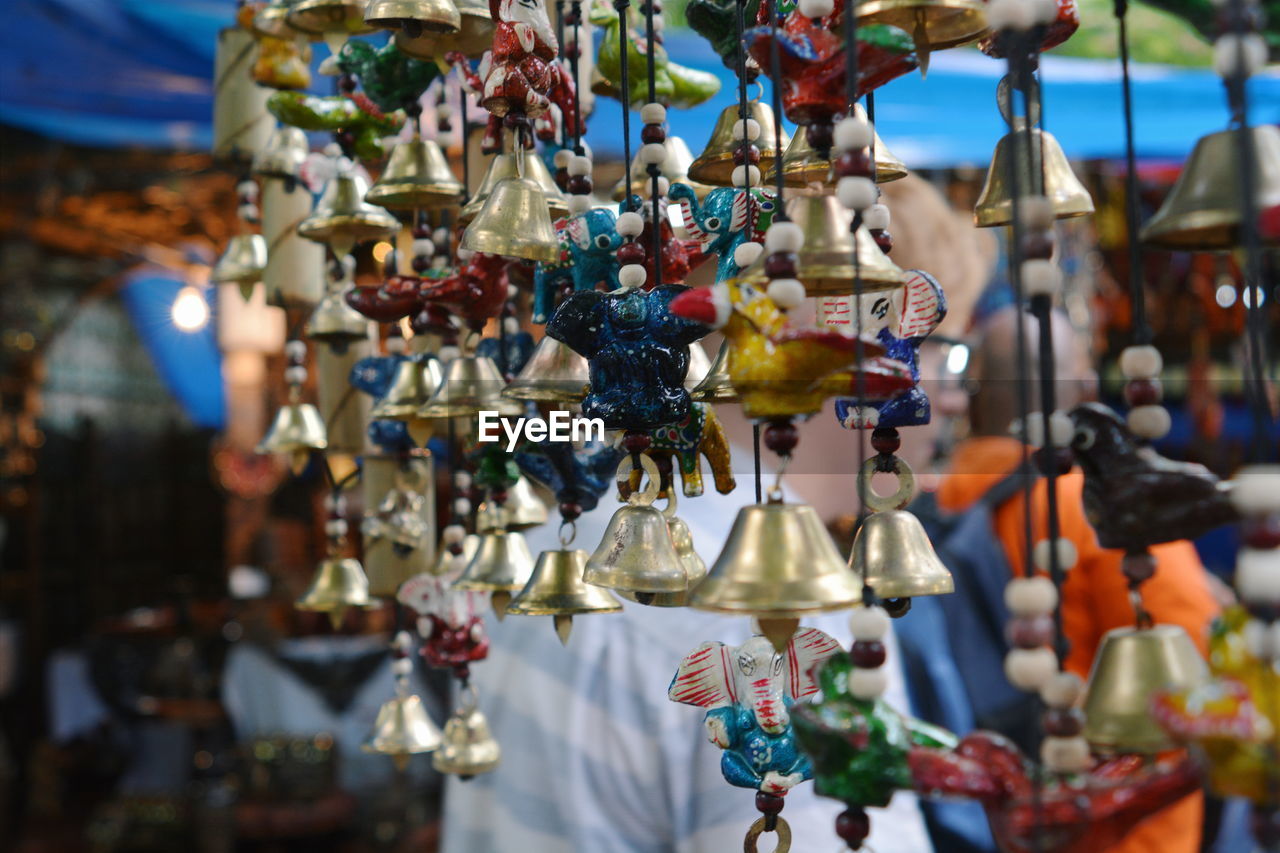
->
[532,207,625,324]
[516,438,624,513]
[669,183,777,283]
[349,353,417,453]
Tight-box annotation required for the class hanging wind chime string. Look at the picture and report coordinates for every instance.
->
[615,0,635,211]
[459,73,471,203]
[570,0,584,154]
[1113,0,1149,345]
[643,0,663,286]
[737,0,762,506]
[768,0,785,207]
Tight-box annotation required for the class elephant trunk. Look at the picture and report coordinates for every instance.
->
[748,676,789,735]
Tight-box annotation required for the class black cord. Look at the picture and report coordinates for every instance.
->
[615,0,635,211]
[768,0,785,208]
[753,422,762,503]
[644,0,662,286]
[1113,1,1150,345]
[459,76,471,203]
[736,0,750,190]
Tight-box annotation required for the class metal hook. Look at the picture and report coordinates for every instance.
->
[743,816,791,853]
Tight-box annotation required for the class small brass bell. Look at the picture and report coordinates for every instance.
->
[417,355,522,418]
[454,529,536,616]
[366,136,465,210]
[395,0,494,59]
[501,335,590,403]
[372,357,443,418]
[476,476,548,532]
[298,172,400,258]
[296,556,376,627]
[617,514,708,607]
[211,234,268,291]
[1140,125,1280,251]
[849,510,953,601]
[286,0,373,38]
[306,287,372,350]
[432,702,500,777]
[257,400,328,473]
[737,194,904,293]
[776,108,908,187]
[684,343,713,393]
[459,135,568,225]
[365,0,461,34]
[507,549,622,644]
[460,175,562,263]
[584,456,689,596]
[612,136,711,200]
[1083,624,1210,754]
[253,126,310,179]
[691,340,737,404]
[856,0,987,72]
[363,694,442,769]
[973,125,1094,228]
[688,101,790,187]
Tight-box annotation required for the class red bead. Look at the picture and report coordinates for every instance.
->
[490,489,509,506]
[567,175,592,195]
[835,808,870,847]
[641,124,666,144]
[1021,230,1055,260]
[412,223,433,238]
[564,45,580,60]
[621,431,652,454]
[851,640,886,668]
[617,242,646,265]
[1243,517,1280,550]
[1121,550,1157,585]
[1006,615,1054,649]
[732,145,761,166]
[555,167,570,191]
[763,420,799,457]
[807,121,834,156]
[755,791,785,816]
[1035,447,1075,476]
[871,229,893,254]
[559,502,582,521]
[834,150,872,178]
[1042,707,1085,737]
[764,252,797,278]
[870,428,900,455]
[1124,378,1162,407]
[412,255,431,272]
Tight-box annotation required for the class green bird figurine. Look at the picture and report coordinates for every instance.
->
[591,2,722,110]
[336,40,443,113]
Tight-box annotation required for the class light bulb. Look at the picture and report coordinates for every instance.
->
[172,286,210,332]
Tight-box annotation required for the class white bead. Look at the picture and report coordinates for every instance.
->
[438,344,460,362]
[1048,411,1075,449]
[326,493,346,513]
[391,658,413,676]
[731,164,760,187]
[1004,647,1058,691]
[507,284,519,299]
[453,497,471,516]
[1232,466,1280,515]
[567,195,593,215]
[238,203,259,221]
[455,248,474,263]
[1041,736,1091,773]
[502,316,520,335]
[442,523,467,545]
[833,116,873,152]
[1005,576,1058,617]
[237,180,259,199]
[1119,345,1162,379]
[849,666,889,700]
[985,0,1034,31]
[1019,195,1055,230]
[1021,259,1062,297]
[640,103,667,124]
[798,0,835,17]
[734,241,764,269]
[436,103,452,120]
[1127,405,1171,439]
[554,148,573,168]
[393,630,413,650]
[652,15,665,32]
[413,238,435,258]
[848,604,890,641]
[325,518,348,537]
[863,203,890,231]
[1236,548,1280,605]
[1214,33,1269,80]
[1039,671,1084,709]
[323,142,344,158]
[454,470,472,489]
[767,278,807,310]
[1029,0,1060,26]
[836,176,878,212]
[640,142,668,165]
[764,221,804,253]
[619,264,648,289]
[616,212,644,237]
[433,227,450,246]
[732,118,762,142]
[1019,411,1045,448]
[648,176,671,199]
[568,155,593,177]
[1033,538,1078,572]
[284,365,307,385]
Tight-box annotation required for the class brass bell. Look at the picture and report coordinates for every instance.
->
[296,556,376,627]
[460,175,562,263]
[501,335,590,403]
[395,0,494,59]
[1083,624,1210,754]
[372,357,444,444]
[366,136,465,210]
[507,549,622,644]
[253,1,301,40]
[776,108,908,187]
[253,126,310,179]
[306,287,372,350]
[454,528,536,616]
[257,400,328,473]
[691,340,737,403]
[612,136,712,200]
[688,101,790,187]
[849,510,953,601]
[432,702,500,777]
[856,0,987,73]
[363,694,442,769]
[286,0,373,38]
[584,456,689,596]
[684,343,713,393]
[459,134,568,225]
[298,171,400,258]
[365,0,461,34]
[476,476,549,532]
[211,234,268,293]
[417,354,522,418]
[737,194,905,294]
[973,122,1094,228]
[1141,125,1280,251]
[616,513,708,607]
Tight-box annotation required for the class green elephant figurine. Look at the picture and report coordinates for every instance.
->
[591,2,722,110]
[336,40,442,113]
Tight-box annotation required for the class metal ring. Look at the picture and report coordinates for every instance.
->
[558,519,577,547]
[457,683,479,712]
[660,484,679,519]
[859,454,916,512]
[617,454,661,507]
[743,816,791,853]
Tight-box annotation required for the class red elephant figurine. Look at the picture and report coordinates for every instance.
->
[346,252,511,333]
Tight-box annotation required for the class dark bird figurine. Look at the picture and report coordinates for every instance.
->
[1068,402,1240,552]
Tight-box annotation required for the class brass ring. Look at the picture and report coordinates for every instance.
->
[617,454,661,507]
[743,816,791,853]
[859,454,916,512]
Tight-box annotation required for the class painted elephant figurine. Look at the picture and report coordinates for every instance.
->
[670,183,778,284]
[267,91,405,161]
[591,2,722,109]
[670,628,843,792]
[398,572,490,680]
[532,207,624,323]
[635,402,736,497]
[350,352,417,453]
[337,40,441,113]
[516,438,624,513]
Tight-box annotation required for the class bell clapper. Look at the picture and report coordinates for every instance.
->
[757,617,802,654]
[553,614,574,645]
[491,590,511,619]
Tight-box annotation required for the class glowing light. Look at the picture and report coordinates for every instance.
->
[372,241,394,263]
[1215,283,1237,308]
[945,343,970,376]
[172,286,210,332]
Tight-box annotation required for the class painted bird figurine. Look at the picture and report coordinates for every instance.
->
[1067,402,1240,552]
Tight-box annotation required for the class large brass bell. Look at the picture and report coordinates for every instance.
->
[363,694,442,769]
[856,0,987,72]
[849,510,953,601]
[460,170,562,263]
[459,134,568,225]
[691,340,737,403]
[296,556,376,627]
[453,528,536,616]
[432,698,500,777]
[612,136,711,200]
[253,126,310,179]
[501,335,590,403]
[507,549,622,644]
[584,456,689,597]
[211,234,268,295]
[364,0,461,34]
[286,0,373,38]
[737,194,905,293]
[1140,125,1280,251]
[366,136,465,210]
[688,101,789,187]
[776,108,908,187]
[306,286,372,351]
[257,398,328,473]
[395,0,494,59]
[476,476,548,532]
[298,172,399,257]
[617,495,707,607]
[1082,624,1210,754]
[418,354,522,418]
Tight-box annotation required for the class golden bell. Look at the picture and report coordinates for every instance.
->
[366,137,465,210]
[363,694,442,769]
[459,135,568,225]
[257,401,329,472]
[306,288,372,349]
[394,0,494,59]
[507,549,622,643]
[298,172,400,257]
[737,194,904,294]
[691,340,737,403]
[286,0,373,36]
[432,704,500,777]
[453,529,536,592]
[856,0,987,72]
[1083,624,1211,754]
[973,123,1094,228]
[372,357,444,420]
[1140,125,1280,251]
[476,476,548,532]
[365,0,461,34]
[684,343,713,392]
[612,136,712,201]
[417,355,522,418]
[253,126,310,179]
[688,102,789,187]
[211,234,268,287]
[583,504,688,595]
[616,515,707,607]
[777,110,908,187]
[460,176,561,263]
[849,510,953,600]
[296,556,376,627]
[501,335,590,403]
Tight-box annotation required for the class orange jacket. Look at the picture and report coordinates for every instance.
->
[937,436,1220,853]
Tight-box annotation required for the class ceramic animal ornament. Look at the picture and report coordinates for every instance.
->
[686,0,763,73]
[398,570,491,680]
[591,2,722,109]
[670,183,777,283]
[516,438,625,514]
[641,403,737,497]
[337,40,441,113]
[350,348,418,453]
[268,90,405,161]
[346,252,512,334]
[532,206,624,323]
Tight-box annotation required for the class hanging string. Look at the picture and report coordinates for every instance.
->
[570,1,584,154]
[615,0,636,211]
[736,0,750,190]
[459,74,471,203]
[643,0,663,286]
[865,91,876,174]
[1112,0,1150,345]
[556,0,569,146]
[768,0,785,208]
[753,422,762,503]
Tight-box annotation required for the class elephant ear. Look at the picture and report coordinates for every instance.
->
[669,641,737,708]
[898,270,946,339]
[564,215,591,250]
[786,627,842,700]
[729,189,750,233]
